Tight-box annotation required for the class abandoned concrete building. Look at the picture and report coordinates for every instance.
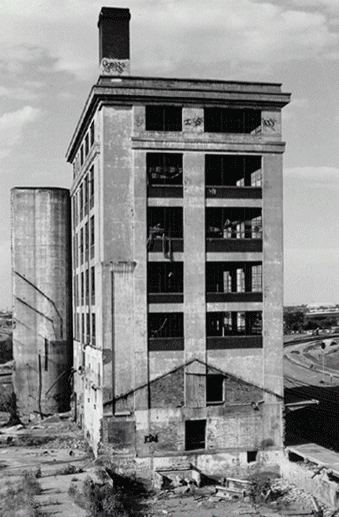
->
[65,7,291,470]
[12,6,291,473]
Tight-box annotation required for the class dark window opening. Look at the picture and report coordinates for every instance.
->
[147,153,183,186]
[146,106,182,131]
[79,184,84,221]
[206,208,262,239]
[84,175,89,214]
[206,262,262,293]
[185,420,206,451]
[92,313,96,346]
[80,228,84,265]
[91,266,95,305]
[85,269,89,305]
[81,272,84,305]
[206,375,224,404]
[90,121,95,146]
[81,314,85,343]
[207,311,262,337]
[147,208,183,257]
[89,166,94,208]
[80,145,84,165]
[85,134,89,156]
[44,338,48,371]
[148,312,183,338]
[204,108,261,134]
[148,262,183,293]
[205,155,262,187]
[86,313,90,343]
[90,216,95,258]
[247,451,257,463]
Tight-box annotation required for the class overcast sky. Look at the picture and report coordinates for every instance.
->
[0,0,339,309]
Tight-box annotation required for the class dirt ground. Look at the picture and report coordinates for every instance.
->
[0,412,335,517]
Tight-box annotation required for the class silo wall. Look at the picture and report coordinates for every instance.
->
[11,188,72,420]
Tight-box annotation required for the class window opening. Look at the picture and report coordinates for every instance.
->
[148,312,183,338]
[92,313,96,346]
[44,338,48,371]
[207,311,262,336]
[85,134,89,156]
[206,208,262,239]
[147,207,183,259]
[207,262,262,293]
[205,155,262,187]
[247,451,257,463]
[79,228,84,265]
[91,266,95,305]
[146,106,182,131]
[89,166,94,208]
[86,313,90,344]
[81,272,84,305]
[79,184,84,221]
[90,216,95,258]
[85,269,89,305]
[147,262,183,293]
[84,175,89,214]
[204,108,261,134]
[147,153,183,185]
[90,121,95,146]
[206,375,224,404]
[185,420,206,451]
[80,145,84,165]
[81,314,85,343]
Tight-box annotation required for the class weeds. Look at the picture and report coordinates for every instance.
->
[56,464,83,476]
[0,471,45,517]
[69,469,148,517]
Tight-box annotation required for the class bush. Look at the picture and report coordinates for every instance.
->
[0,472,45,517]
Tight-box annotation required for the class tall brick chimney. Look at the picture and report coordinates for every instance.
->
[98,7,131,76]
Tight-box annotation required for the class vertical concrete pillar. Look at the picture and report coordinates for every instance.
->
[183,152,206,407]
[262,152,284,447]
[133,150,148,411]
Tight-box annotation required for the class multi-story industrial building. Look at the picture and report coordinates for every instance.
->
[66,7,290,472]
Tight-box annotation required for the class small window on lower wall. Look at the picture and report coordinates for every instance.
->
[247,450,258,463]
[206,375,224,405]
[185,420,206,451]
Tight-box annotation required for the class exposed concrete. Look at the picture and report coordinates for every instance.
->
[11,188,72,420]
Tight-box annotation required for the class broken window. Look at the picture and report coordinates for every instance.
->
[148,313,183,338]
[205,155,262,187]
[81,313,85,343]
[81,272,84,305]
[89,166,94,208]
[147,207,183,257]
[85,269,89,305]
[90,121,95,147]
[206,262,262,293]
[92,313,96,346]
[146,106,182,131]
[91,266,95,305]
[148,262,183,293]
[204,108,261,134]
[90,216,95,258]
[206,375,224,404]
[206,208,262,239]
[185,420,206,451]
[207,312,262,336]
[147,153,183,185]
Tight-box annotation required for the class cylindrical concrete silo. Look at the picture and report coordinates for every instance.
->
[11,188,72,420]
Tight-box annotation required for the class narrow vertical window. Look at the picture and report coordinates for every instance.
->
[81,314,85,343]
[85,269,89,305]
[90,166,94,208]
[90,216,95,258]
[81,272,84,305]
[92,313,96,346]
[90,121,95,146]
[91,266,95,304]
[44,339,48,371]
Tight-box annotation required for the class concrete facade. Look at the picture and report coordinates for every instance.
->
[11,188,72,419]
[66,7,290,472]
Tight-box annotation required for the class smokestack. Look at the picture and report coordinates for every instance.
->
[98,7,131,76]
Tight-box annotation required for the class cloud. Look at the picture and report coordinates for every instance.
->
[0,107,42,160]
[284,166,339,187]
[0,0,338,80]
